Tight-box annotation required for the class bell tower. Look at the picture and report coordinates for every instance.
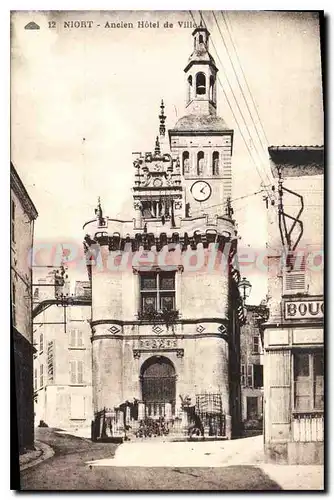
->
[169,22,234,218]
[184,21,218,116]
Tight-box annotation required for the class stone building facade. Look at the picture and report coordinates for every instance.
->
[240,304,267,433]
[11,162,38,452]
[33,274,93,429]
[263,146,324,464]
[84,24,244,439]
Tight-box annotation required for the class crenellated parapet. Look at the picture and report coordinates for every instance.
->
[83,213,237,253]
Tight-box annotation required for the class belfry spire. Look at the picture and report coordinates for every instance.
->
[159,99,166,137]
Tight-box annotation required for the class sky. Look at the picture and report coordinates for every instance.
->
[10,10,323,302]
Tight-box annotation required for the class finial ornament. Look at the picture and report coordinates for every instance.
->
[159,99,166,137]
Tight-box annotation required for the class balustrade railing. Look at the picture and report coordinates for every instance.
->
[292,412,324,442]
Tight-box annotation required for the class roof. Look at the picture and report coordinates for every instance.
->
[10,162,38,220]
[170,114,232,133]
[184,49,217,73]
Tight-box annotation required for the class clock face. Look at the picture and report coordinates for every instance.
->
[190,181,212,202]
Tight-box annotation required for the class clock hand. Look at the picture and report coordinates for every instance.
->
[200,187,206,194]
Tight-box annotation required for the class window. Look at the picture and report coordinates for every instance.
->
[253,365,263,388]
[70,360,84,384]
[197,151,204,175]
[39,332,44,353]
[34,368,38,391]
[210,75,215,101]
[199,34,204,44]
[294,351,324,411]
[182,151,190,174]
[140,271,176,315]
[247,397,258,420]
[11,199,15,243]
[12,282,16,327]
[212,151,219,175]
[196,72,206,95]
[69,329,84,348]
[247,364,254,388]
[283,251,306,294]
[40,364,44,388]
[241,364,246,386]
[253,335,260,354]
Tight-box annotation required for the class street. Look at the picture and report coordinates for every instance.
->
[19,429,284,491]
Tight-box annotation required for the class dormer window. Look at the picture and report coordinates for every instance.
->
[199,34,204,44]
[196,72,206,95]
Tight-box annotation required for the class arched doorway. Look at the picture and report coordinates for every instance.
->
[140,356,176,418]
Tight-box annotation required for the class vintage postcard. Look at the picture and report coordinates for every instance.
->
[10,10,324,491]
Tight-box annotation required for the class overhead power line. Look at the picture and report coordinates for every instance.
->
[220,11,270,150]
[190,10,274,205]
[212,10,272,186]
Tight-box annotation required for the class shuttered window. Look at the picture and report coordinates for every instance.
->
[39,332,44,352]
[70,360,84,384]
[69,329,84,348]
[253,335,260,354]
[241,364,246,387]
[294,351,324,411]
[40,364,44,388]
[247,364,254,388]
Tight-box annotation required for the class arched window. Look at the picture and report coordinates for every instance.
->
[182,151,190,174]
[210,75,215,101]
[187,75,192,102]
[212,151,219,175]
[197,151,205,175]
[196,72,206,96]
[199,34,204,44]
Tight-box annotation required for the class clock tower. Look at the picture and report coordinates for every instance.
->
[169,21,234,218]
[85,22,244,443]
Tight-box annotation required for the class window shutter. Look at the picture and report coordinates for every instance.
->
[77,331,83,347]
[70,330,76,347]
[247,364,254,388]
[283,252,306,294]
[70,361,76,384]
[77,361,83,384]
[241,364,246,386]
[283,270,306,295]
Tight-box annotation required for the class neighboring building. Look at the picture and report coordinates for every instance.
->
[264,146,324,464]
[11,162,38,452]
[240,304,267,434]
[33,273,93,429]
[84,23,245,439]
